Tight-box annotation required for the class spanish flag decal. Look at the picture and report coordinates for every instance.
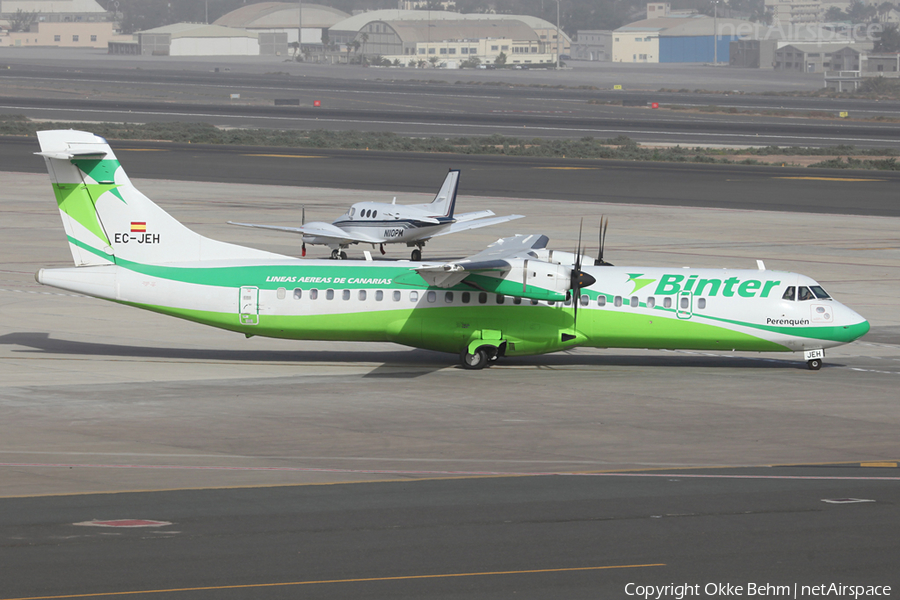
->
[131,222,147,233]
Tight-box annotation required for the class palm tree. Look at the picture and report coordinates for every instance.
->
[359,32,370,56]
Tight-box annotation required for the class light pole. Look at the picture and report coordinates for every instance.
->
[713,0,718,65]
[556,0,561,69]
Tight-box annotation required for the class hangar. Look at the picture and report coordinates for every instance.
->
[613,15,757,63]
[327,9,570,66]
[117,23,264,56]
[213,2,349,45]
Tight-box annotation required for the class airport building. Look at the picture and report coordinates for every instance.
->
[0,0,123,47]
[571,30,613,61]
[0,0,110,24]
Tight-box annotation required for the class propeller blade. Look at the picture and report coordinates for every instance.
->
[301,205,306,226]
[595,216,613,266]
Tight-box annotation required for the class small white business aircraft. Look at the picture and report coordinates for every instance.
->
[35,130,869,370]
[229,170,523,261]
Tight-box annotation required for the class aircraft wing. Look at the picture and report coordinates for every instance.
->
[227,221,380,244]
[427,214,525,239]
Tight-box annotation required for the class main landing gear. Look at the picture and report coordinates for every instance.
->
[807,358,822,371]
[330,249,348,260]
[460,346,500,370]
[409,242,425,262]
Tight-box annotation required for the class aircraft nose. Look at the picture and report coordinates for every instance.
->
[836,305,870,343]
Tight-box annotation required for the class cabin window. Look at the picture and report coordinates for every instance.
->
[326,289,335,300]
[427,291,436,303]
[782,286,795,301]
[372,211,377,218]
[614,296,623,307]
[358,290,367,301]
[410,291,419,302]
[564,296,572,306]
[663,297,672,309]
[647,297,655,308]
[342,289,350,301]
[445,292,454,303]
[697,298,707,309]
[478,292,487,304]
[810,285,831,299]
[310,288,318,300]
[597,295,606,307]
[513,297,522,305]
[548,301,556,306]
[293,288,302,300]
[462,292,470,303]
[631,296,639,308]
[496,295,505,304]
[798,286,815,301]
[277,287,286,300]
[375,290,383,301]
[680,297,689,309]
[393,290,401,302]
[580,294,589,306]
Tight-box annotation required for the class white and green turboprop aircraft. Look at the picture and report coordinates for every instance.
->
[35,130,869,370]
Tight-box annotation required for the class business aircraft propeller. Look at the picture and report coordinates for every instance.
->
[569,219,597,326]
[301,206,307,257]
[594,216,613,266]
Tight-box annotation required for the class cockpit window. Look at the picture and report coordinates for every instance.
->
[798,286,815,301]
[810,285,831,299]
[782,286,795,301]
[349,208,355,218]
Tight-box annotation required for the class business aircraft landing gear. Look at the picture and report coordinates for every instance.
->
[807,358,822,371]
[410,248,422,261]
[330,249,348,260]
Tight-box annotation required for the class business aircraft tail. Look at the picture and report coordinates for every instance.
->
[37,129,280,267]
[426,169,459,219]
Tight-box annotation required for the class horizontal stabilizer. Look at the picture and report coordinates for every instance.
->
[413,234,568,301]
[453,210,495,223]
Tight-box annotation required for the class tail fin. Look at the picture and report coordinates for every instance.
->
[37,130,282,266]
[427,169,459,219]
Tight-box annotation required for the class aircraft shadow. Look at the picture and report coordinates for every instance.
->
[0,332,818,372]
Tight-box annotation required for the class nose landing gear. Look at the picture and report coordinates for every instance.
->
[804,349,824,371]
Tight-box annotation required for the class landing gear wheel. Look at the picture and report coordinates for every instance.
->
[411,248,422,261]
[807,358,822,371]
[330,249,340,260]
[339,251,348,260]
[461,348,489,370]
